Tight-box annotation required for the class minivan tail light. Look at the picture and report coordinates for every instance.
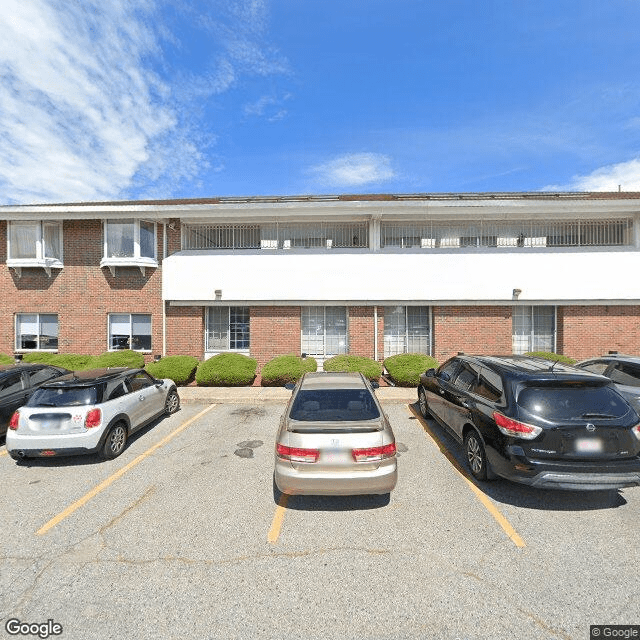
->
[276,444,319,463]
[8,411,19,430]
[493,412,542,440]
[85,409,102,429]
[632,424,640,440]
[352,442,397,462]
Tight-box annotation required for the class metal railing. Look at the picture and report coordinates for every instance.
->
[183,222,369,250]
[380,218,633,248]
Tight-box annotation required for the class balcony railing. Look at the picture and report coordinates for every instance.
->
[380,218,633,249]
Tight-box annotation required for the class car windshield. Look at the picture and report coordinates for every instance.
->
[289,389,381,421]
[517,385,631,420]
[28,386,99,407]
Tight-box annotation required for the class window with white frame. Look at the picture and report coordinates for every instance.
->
[384,306,431,357]
[301,306,348,358]
[8,222,63,263]
[512,306,556,354]
[206,307,250,351]
[104,220,156,260]
[15,313,59,351]
[108,314,152,351]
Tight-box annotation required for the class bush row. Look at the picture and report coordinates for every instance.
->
[0,350,579,387]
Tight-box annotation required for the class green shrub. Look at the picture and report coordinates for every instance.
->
[195,353,258,386]
[384,353,440,387]
[93,350,145,369]
[22,352,95,369]
[260,354,317,386]
[146,355,199,385]
[322,354,383,381]
[21,352,57,364]
[525,351,576,365]
[0,353,13,365]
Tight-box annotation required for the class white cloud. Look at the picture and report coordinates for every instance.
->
[543,158,640,191]
[309,153,395,188]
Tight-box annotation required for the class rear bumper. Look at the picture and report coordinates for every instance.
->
[487,446,640,490]
[6,429,104,458]
[274,457,397,496]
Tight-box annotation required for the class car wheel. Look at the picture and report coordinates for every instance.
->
[164,389,180,415]
[101,423,128,460]
[464,429,489,481]
[418,387,430,418]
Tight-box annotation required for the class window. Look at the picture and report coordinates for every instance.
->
[0,373,23,396]
[27,367,63,386]
[608,363,640,388]
[206,307,250,351]
[8,222,63,275]
[102,220,157,275]
[108,314,152,351]
[384,306,431,357]
[16,314,58,351]
[129,371,155,392]
[301,307,347,358]
[453,364,478,391]
[512,306,555,354]
[580,361,610,375]
[437,359,460,381]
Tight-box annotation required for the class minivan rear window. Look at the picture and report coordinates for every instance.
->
[290,390,380,421]
[29,386,100,407]
[517,385,630,420]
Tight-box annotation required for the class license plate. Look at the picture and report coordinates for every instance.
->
[42,419,62,429]
[575,438,603,453]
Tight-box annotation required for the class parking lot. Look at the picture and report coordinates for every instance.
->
[1,397,638,640]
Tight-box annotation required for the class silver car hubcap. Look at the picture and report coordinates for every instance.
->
[110,427,126,453]
[467,436,482,473]
[166,393,178,412]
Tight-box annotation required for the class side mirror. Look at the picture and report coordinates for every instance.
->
[425,368,436,377]
[284,383,296,391]
[370,381,380,389]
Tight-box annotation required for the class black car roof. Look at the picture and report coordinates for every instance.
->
[460,355,610,383]
[39,367,137,387]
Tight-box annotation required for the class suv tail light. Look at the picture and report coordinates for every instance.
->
[276,444,319,463]
[352,442,396,462]
[632,424,640,440]
[493,412,542,440]
[8,411,19,430]
[85,409,102,429]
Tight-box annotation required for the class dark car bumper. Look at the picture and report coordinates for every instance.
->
[486,446,640,490]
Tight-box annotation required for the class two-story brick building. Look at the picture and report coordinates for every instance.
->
[2,192,640,365]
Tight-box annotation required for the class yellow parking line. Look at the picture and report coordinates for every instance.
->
[410,405,526,548]
[268,493,290,544]
[37,404,217,536]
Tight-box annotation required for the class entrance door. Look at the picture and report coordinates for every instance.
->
[301,306,347,363]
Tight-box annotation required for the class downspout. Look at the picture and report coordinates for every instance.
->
[162,222,167,357]
[374,305,378,362]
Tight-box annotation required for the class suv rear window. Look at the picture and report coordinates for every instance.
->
[290,390,380,421]
[29,386,101,407]
[517,385,630,420]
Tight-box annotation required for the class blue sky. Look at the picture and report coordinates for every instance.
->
[2,0,640,203]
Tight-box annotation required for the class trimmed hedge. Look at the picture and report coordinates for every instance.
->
[20,350,144,371]
[384,353,440,387]
[0,353,13,365]
[525,351,576,365]
[195,353,258,386]
[260,354,317,386]
[145,355,199,385]
[93,349,145,369]
[322,354,383,381]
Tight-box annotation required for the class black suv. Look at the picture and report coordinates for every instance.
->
[418,355,640,490]
[0,363,70,436]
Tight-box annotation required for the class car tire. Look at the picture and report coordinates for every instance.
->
[464,429,490,481]
[164,389,180,415]
[418,387,430,418]
[101,423,128,460]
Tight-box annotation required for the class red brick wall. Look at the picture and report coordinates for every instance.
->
[348,306,376,359]
[433,306,513,362]
[559,305,640,359]
[0,220,163,360]
[166,304,203,357]
[250,306,301,366]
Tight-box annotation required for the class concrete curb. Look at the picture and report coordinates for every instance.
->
[178,386,417,405]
